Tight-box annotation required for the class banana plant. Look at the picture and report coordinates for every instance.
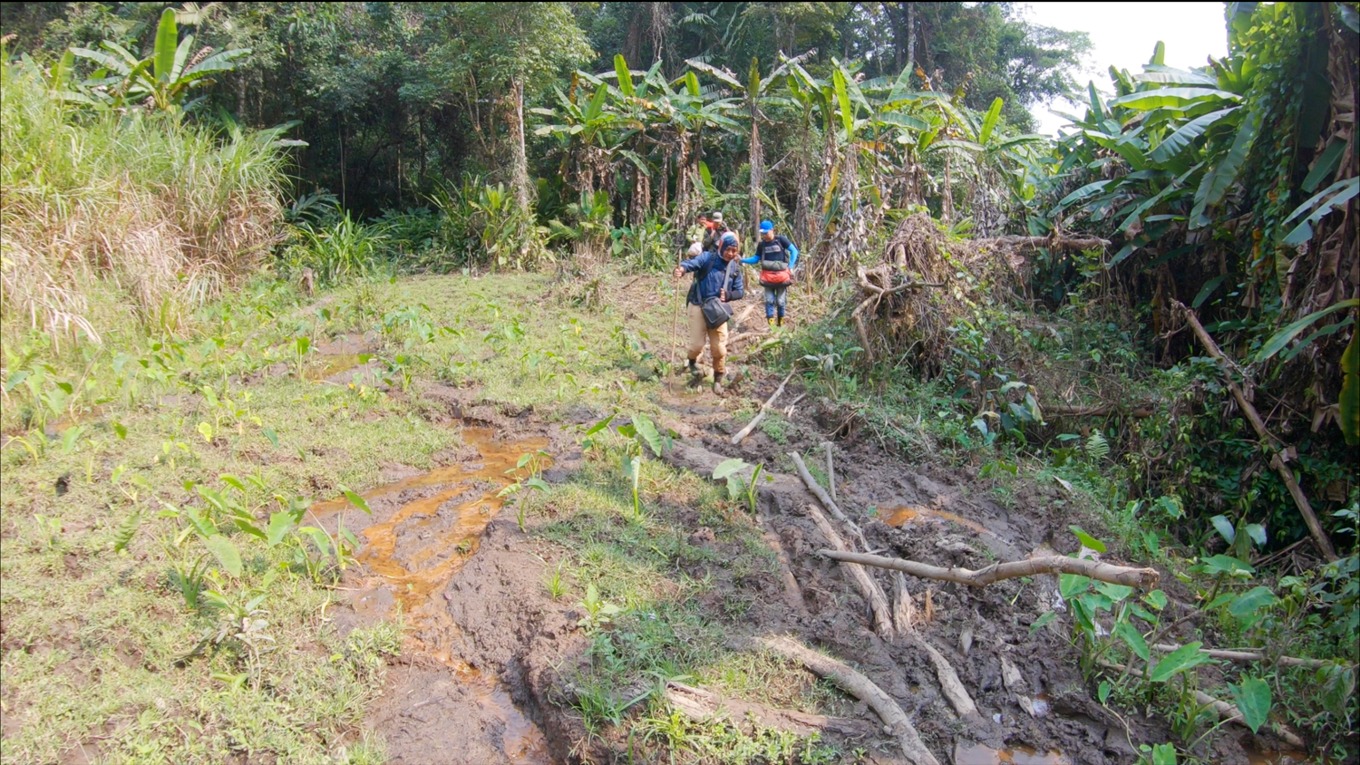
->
[71,7,249,113]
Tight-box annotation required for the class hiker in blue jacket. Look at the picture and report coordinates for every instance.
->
[740,220,799,328]
[673,232,744,394]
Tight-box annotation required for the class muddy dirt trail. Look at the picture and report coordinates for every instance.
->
[312,371,1279,765]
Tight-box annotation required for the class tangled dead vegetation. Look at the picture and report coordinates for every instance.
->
[850,213,1109,374]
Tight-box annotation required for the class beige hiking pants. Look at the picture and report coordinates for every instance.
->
[686,303,728,376]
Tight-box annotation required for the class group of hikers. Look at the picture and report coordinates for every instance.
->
[673,211,800,395]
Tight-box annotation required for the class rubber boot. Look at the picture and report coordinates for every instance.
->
[712,372,725,396]
[777,316,784,327]
[687,359,701,377]
[767,317,774,329]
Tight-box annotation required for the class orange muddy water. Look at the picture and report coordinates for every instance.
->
[311,425,552,762]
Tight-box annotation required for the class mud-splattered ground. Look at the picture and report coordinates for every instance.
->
[315,369,1281,765]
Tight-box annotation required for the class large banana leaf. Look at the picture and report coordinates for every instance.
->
[1190,107,1260,227]
[153,8,177,85]
[614,54,634,97]
[978,97,1004,146]
[1148,107,1239,163]
[1108,87,1241,111]
[1280,178,1360,246]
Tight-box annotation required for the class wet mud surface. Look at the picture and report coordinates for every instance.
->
[316,368,1295,765]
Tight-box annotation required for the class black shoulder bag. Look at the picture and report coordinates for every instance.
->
[700,259,737,329]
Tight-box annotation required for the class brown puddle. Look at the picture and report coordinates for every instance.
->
[881,505,992,536]
[313,424,552,762]
[954,743,1069,765]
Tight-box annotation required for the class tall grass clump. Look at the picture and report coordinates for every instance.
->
[0,53,288,347]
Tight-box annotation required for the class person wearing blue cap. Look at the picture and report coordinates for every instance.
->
[741,220,799,328]
[673,231,745,394]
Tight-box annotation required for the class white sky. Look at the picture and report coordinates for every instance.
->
[1019,2,1230,135]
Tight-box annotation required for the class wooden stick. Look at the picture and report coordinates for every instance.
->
[1095,660,1304,748]
[731,370,795,444]
[891,572,915,635]
[818,549,1161,590]
[823,441,837,503]
[791,452,869,550]
[1046,404,1155,418]
[1175,301,1337,561]
[806,504,895,639]
[1150,643,1344,670]
[758,635,942,765]
[664,681,877,739]
[912,635,979,719]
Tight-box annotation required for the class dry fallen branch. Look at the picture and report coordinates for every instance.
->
[758,635,942,765]
[789,453,858,530]
[1045,403,1155,418]
[1175,301,1337,561]
[912,635,979,719]
[806,504,895,639]
[818,549,1160,589]
[664,681,877,739]
[732,370,796,444]
[977,233,1111,251]
[1150,643,1345,670]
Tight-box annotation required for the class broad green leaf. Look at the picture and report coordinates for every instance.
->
[1148,107,1238,163]
[1302,138,1347,193]
[1136,66,1220,87]
[1191,108,1260,226]
[1069,525,1107,553]
[1149,641,1213,682]
[833,68,854,140]
[1097,680,1112,705]
[1210,515,1236,544]
[1059,572,1092,599]
[266,511,297,547]
[232,516,267,541]
[1281,178,1360,246]
[1143,590,1168,610]
[262,428,279,448]
[1196,554,1254,578]
[1115,621,1150,661]
[1227,586,1278,619]
[202,534,242,578]
[1096,582,1134,602]
[340,486,372,515]
[1254,299,1359,362]
[1057,180,1112,207]
[712,458,749,480]
[153,8,178,85]
[1150,743,1177,765]
[614,54,634,97]
[1340,330,1359,445]
[1245,524,1267,548]
[1107,87,1240,111]
[978,97,1003,145]
[1230,677,1271,733]
[631,414,665,457]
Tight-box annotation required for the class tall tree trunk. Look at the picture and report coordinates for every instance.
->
[794,113,811,247]
[906,3,916,75]
[750,100,764,241]
[507,77,531,214]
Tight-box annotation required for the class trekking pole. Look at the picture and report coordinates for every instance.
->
[669,247,683,370]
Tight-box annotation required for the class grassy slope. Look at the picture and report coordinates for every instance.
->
[2,271,831,763]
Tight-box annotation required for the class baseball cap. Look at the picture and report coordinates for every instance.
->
[759,220,773,233]
[711,211,724,224]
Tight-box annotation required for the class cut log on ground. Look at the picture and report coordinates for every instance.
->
[912,635,979,720]
[758,635,942,765]
[891,572,915,635]
[732,370,796,444]
[664,682,878,739]
[805,504,895,639]
[1175,301,1337,561]
[819,549,1160,589]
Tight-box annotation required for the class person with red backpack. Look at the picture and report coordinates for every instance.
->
[740,220,799,328]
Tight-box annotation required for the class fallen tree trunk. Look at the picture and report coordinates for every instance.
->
[1175,301,1337,561]
[758,635,942,765]
[789,452,867,549]
[1046,403,1155,418]
[978,234,1111,251]
[664,682,877,739]
[805,504,895,639]
[732,370,796,444]
[818,549,1160,589]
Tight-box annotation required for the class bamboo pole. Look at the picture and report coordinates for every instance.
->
[1174,301,1337,561]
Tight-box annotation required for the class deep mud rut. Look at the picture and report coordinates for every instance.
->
[312,368,1279,765]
